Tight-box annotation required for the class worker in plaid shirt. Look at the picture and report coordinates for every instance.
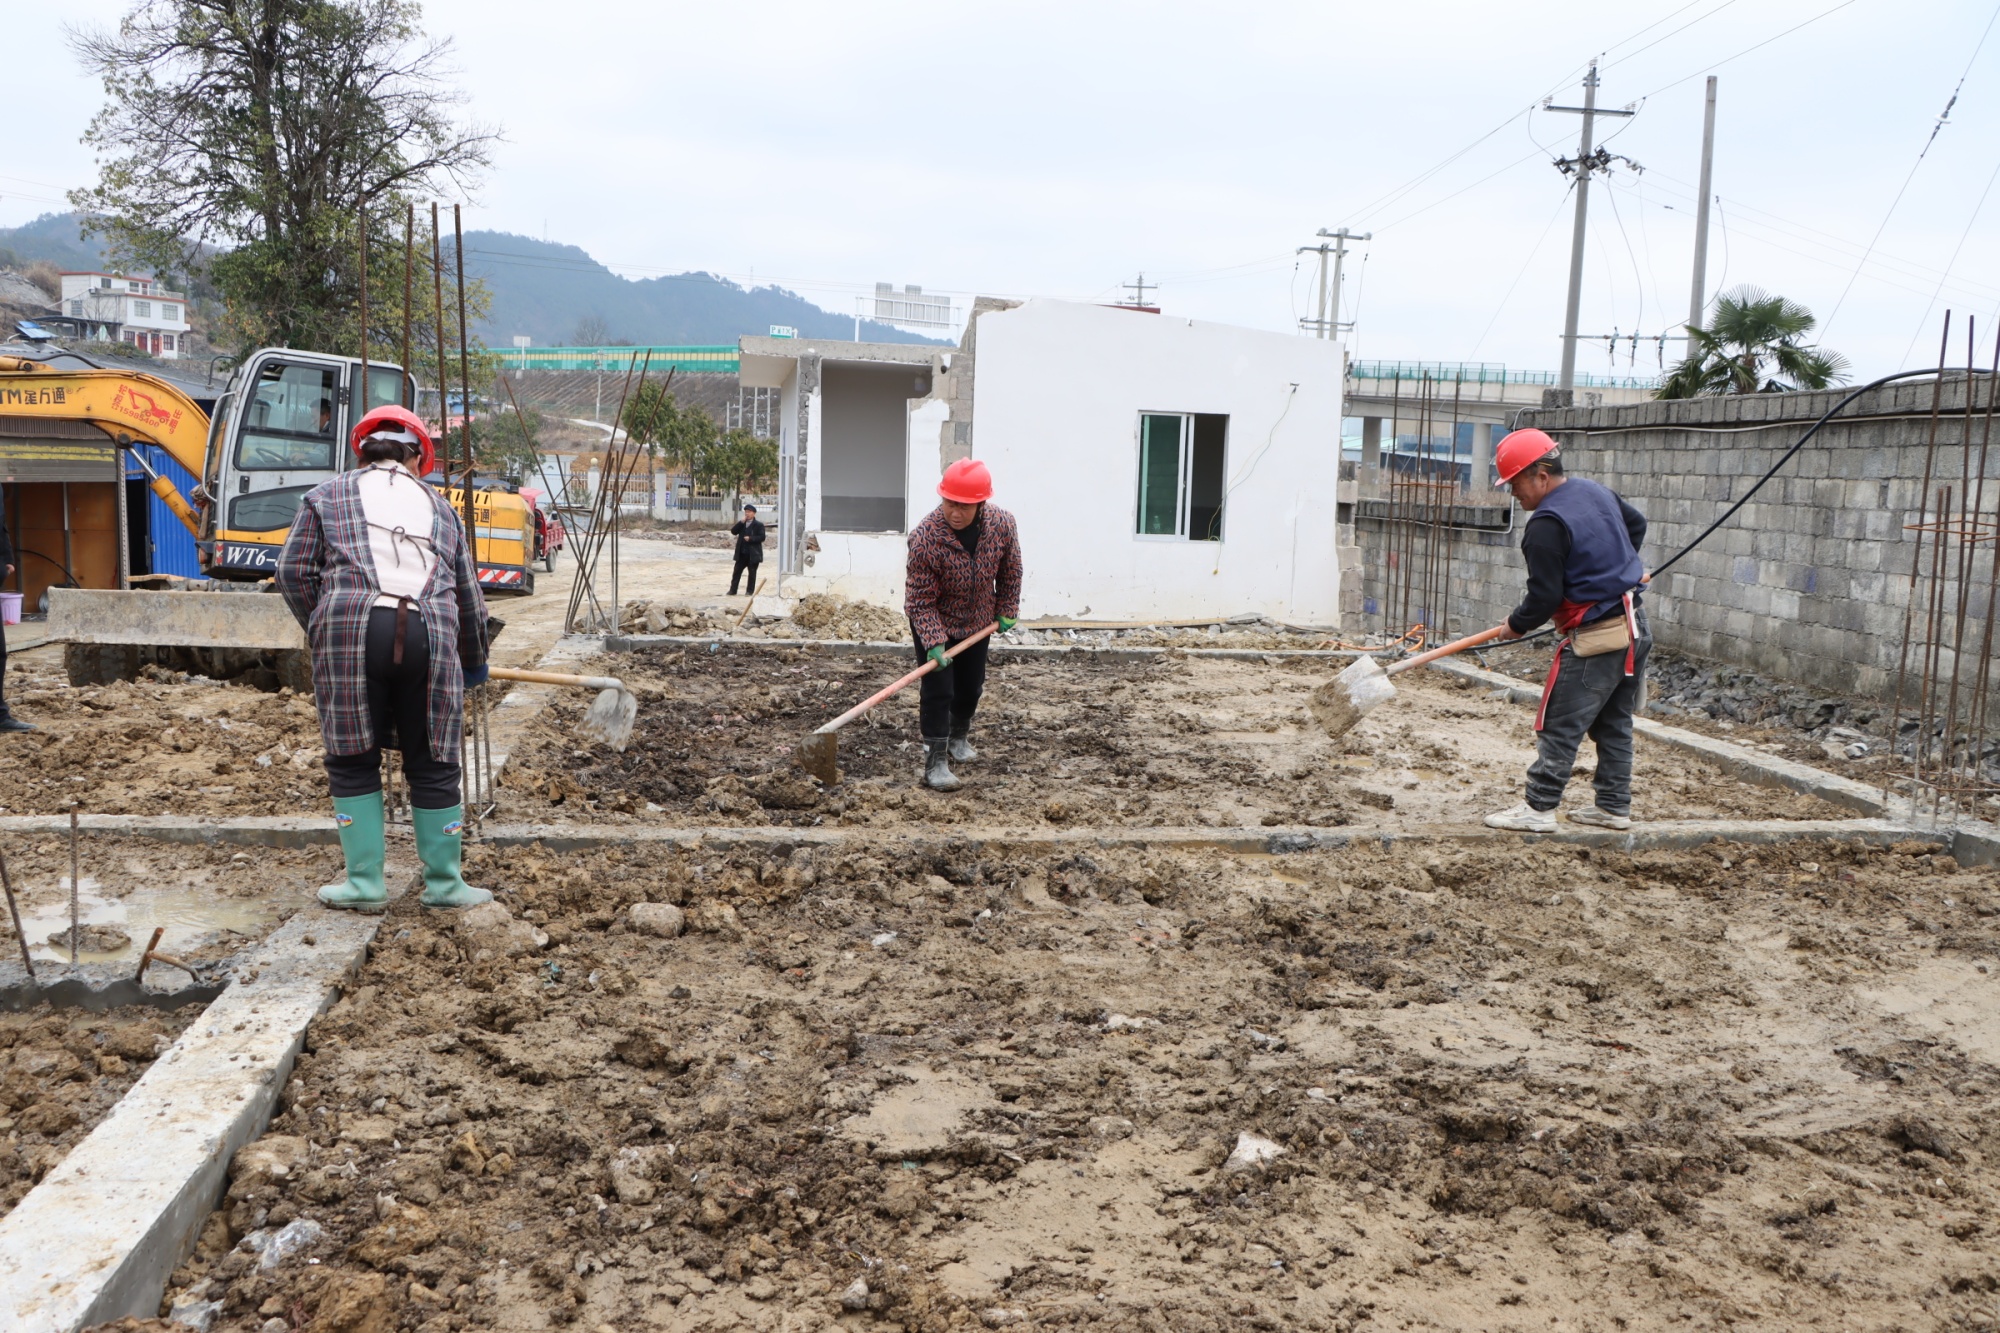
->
[904,458,1022,791]
[278,405,492,912]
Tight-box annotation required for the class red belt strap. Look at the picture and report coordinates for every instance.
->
[1534,591,1637,732]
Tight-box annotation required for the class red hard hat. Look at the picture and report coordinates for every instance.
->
[938,457,993,504]
[1493,428,1558,488]
[350,404,436,479]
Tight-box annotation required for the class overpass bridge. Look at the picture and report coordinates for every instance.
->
[1344,361,1658,487]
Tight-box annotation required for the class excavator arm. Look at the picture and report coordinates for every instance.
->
[0,358,212,537]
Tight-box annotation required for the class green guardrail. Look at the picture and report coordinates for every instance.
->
[491,345,740,373]
[1348,361,1659,391]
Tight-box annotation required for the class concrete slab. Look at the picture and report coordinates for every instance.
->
[0,905,380,1331]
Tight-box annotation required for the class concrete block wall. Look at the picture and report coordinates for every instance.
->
[1351,376,2000,698]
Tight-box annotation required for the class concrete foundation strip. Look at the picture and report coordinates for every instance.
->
[0,811,1943,857]
[0,907,380,1332]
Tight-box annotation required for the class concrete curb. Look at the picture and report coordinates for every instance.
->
[0,812,1932,857]
[605,633,1372,664]
[0,906,380,1332]
[1427,657,1904,819]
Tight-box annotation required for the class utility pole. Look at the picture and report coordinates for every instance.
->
[1297,228,1370,339]
[1545,59,1635,400]
[1119,273,1156,308]
[1686,76,1719,359]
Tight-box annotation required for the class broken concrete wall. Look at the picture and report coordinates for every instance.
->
[1350,376,1995,698]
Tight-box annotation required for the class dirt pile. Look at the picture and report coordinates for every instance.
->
[0,653,330,818]
[1,1002,197,1219]
[167,834,2000,1330]
[785,595,907,642]
[496,645,1855,830]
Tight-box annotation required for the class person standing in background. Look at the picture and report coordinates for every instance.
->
[729,503,766,596]
[0,497,32,733]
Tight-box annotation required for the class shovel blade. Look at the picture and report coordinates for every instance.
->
[1308,655,1398,739]
[795,730,840,786]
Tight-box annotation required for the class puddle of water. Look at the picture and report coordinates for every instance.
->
[13,877,280,964]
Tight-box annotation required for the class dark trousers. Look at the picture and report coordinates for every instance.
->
[0,615,9,713]
[730,557,759,596]
[1526,610,1650,816]
[911,623,989,739]
[323,606,461,807]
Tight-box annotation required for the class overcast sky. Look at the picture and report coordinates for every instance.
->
[11,0,2000,379]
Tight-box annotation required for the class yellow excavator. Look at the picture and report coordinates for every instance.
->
[0,346,539,686]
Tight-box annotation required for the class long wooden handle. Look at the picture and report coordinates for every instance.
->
[813,622,999,736]
[489,667,626,691]
[1384,624,1511,677]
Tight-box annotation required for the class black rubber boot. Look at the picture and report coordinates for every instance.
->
[922,738,962,791]
[0,709,34,734]
[948,719,978,763]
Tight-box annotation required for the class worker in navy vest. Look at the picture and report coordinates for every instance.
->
[1484,429,1650,833]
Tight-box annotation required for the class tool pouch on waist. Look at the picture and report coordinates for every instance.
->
[1571,613,1631,658]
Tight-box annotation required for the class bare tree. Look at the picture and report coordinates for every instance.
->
[70,0,496,351]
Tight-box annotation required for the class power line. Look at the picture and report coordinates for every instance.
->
[1822,0,2000,338]
[1470,186,1575,358]
[1899,145,2000,367]
[1636,0,1863,99]
[1602,0,1743,70]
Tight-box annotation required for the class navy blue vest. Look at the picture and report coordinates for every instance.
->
[1529,477,1646,625]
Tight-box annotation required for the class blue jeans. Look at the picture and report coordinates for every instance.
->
[1526,610,1650,815]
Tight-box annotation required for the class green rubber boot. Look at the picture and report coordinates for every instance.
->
[412,805,493,909]
[318,793,388,913]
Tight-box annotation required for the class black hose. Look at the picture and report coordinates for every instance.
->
[1500,365,1991,649]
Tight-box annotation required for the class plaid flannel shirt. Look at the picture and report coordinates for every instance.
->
[904,502,1022,647]
[277,471,488,759]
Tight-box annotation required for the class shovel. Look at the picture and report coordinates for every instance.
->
[1308,623,1512,740]
[794,622,998,785]
[488,667,639,750]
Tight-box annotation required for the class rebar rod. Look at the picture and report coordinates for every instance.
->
[1969,325,2000,786]
[1,849,37,983]
[357,196,370,430]
[454,205,476,558]
[1887,317,1955,800]
[431,204,446,467]
[401,203,415,393]
[1943,321,1981,796]
[68,807,79,971]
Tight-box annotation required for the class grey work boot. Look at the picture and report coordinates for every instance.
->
[922,738,962,791]
[948,719,978,764]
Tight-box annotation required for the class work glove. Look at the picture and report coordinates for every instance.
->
[926,646,952,672]
[998,616,1017,633]
[463,662,490,688]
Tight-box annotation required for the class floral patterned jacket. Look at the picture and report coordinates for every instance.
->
[904,503,1022,647]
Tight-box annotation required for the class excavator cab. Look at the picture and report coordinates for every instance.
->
[201,350,410,578]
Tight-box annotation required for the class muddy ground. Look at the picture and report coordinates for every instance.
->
[0,834,340,969]
[498,646,1852,831]
[1,1000,199,1219]
[0,652,330,817]
[148,832,2000,1331]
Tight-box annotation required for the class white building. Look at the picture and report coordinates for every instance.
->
[740,297,1347,626]
[57,272,192,359]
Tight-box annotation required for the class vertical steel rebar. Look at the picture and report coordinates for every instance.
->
[1916,486,1952,818]
[68,808,80,970]
[356,196,370,431]
[1887,317,1955,801]
[1,849,35,984]
[1942,321,1981,800]
[431,204,446,461]
[1382,374,1403,636]
[454,205,476,561]
[401,203,415,396]
[1968,326,2000,797]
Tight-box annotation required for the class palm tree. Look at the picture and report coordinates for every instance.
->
[1656,286,1850,398]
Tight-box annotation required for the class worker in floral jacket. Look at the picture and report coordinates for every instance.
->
[904,458,1022,791]
[277,405,492,912]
